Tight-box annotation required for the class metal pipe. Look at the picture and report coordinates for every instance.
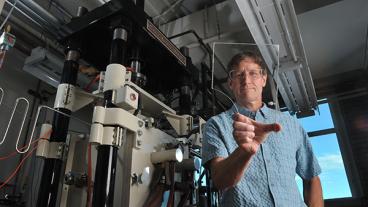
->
[49,0,72,20]
[19,0,60,26]
[295,69,311,106]
[92,27,128,207]
[4,0,59,37]
[36,38,81,207]
[168,30,233,113]
[0,4,61,54]
[201,63,208,109]
[13,81,41,195]
[168,30,228,74]
[4,0,49,30]
[248,0,279,64]
[273,0,297,62]
[0,97,29,146]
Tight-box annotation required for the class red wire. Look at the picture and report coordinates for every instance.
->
[126,66,135,72]
[84,75,100,92]
[0,145,38,190]
[84,66,135,93]
[0,129,52,161]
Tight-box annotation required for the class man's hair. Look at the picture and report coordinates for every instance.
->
[227,51,267,75]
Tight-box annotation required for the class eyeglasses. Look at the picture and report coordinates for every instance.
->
[229,69,264,81]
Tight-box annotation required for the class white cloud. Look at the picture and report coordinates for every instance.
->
[317,154,344,171]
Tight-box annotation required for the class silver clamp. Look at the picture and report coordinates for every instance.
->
[47,142,66,159]
[54,84,75,111]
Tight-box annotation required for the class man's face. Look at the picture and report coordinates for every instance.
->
[228,58,267,105]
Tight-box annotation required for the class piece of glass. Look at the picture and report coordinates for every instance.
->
[211,42,280,136]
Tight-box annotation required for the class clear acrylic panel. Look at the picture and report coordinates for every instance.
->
[211,42,280,134]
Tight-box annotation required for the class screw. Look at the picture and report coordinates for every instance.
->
[137,130,143,136]
[138,121,144,127]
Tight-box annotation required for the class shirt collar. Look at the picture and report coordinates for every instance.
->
[230,103,270,119]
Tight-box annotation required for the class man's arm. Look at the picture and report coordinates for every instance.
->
[303,176,323,207]
[210,113,281,190]
[210,147,253,190]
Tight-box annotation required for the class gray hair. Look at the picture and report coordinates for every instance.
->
[227,51,266,75]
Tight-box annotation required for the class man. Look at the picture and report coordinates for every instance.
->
[202,51,323,206]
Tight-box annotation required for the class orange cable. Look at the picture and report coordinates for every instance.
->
[84,74,100,92]
[0,145,38,190]
[0,129,52,160]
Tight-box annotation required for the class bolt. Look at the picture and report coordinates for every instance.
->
[131,173,138,184]
[137,130,143,136]
[138,121,144,127]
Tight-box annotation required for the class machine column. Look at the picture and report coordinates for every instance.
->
[36,40,81,207]
[92,27,128,207]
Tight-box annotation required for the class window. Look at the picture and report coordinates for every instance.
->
[294,103,352,199]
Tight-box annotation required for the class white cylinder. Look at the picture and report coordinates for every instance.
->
[54,84,75,111]
[103,64,126,92]
[92,106,105,124]
[89,123,103,144]
[151,148,183,164]
[36,123,52,157]
[176,157,202,171]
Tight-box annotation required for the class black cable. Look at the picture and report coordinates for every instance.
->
[30,153,36,207]
[133,96,142,116]
[34,159,43,206]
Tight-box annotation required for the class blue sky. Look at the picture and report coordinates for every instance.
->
[295,103,352,199]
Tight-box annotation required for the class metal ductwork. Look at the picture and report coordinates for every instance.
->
[234,0,318,114]
[4,0,65,37]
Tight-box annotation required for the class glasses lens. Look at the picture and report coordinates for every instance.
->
[229,69,264,80]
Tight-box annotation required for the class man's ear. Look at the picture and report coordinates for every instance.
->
[262,73,267,87]
[228,78,233,88]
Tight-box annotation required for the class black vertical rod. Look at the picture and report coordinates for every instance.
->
[201,63,208,110]
[92,27,128,207]
[36,45,80,207]
[179,47,193,115]
[205,169,212,207]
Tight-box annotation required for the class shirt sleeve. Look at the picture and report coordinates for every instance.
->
[202,118,229,167]
[296,125,322,180]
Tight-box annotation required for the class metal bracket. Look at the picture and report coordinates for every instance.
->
[54,83,75,111]
[73,88,102,112]
[162,111,193,136]
[47,142,65,159]
[90,106,142,147]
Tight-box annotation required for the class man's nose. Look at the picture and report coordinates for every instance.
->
[241,72,253,84]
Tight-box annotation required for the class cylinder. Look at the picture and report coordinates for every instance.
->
[92,27,128,207]
[35,123,52,158]
[37,47,80,207]
[151,148,183,164]
[103,64,126,92]
[175,157,201,171]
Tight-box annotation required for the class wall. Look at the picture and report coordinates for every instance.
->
[0,48,41,202]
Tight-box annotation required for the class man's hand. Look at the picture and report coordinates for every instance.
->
[233,113,281,154]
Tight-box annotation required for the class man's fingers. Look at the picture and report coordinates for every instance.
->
[233,113,282,133]
[233,130,255,141]
[260,123,282,133]
[233,121,255,132]
[233,113,251,123]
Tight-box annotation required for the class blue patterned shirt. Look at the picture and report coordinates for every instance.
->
[202,104,321,207]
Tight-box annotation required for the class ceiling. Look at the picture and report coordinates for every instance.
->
[297,0,368,79]
[1,0,368,110]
